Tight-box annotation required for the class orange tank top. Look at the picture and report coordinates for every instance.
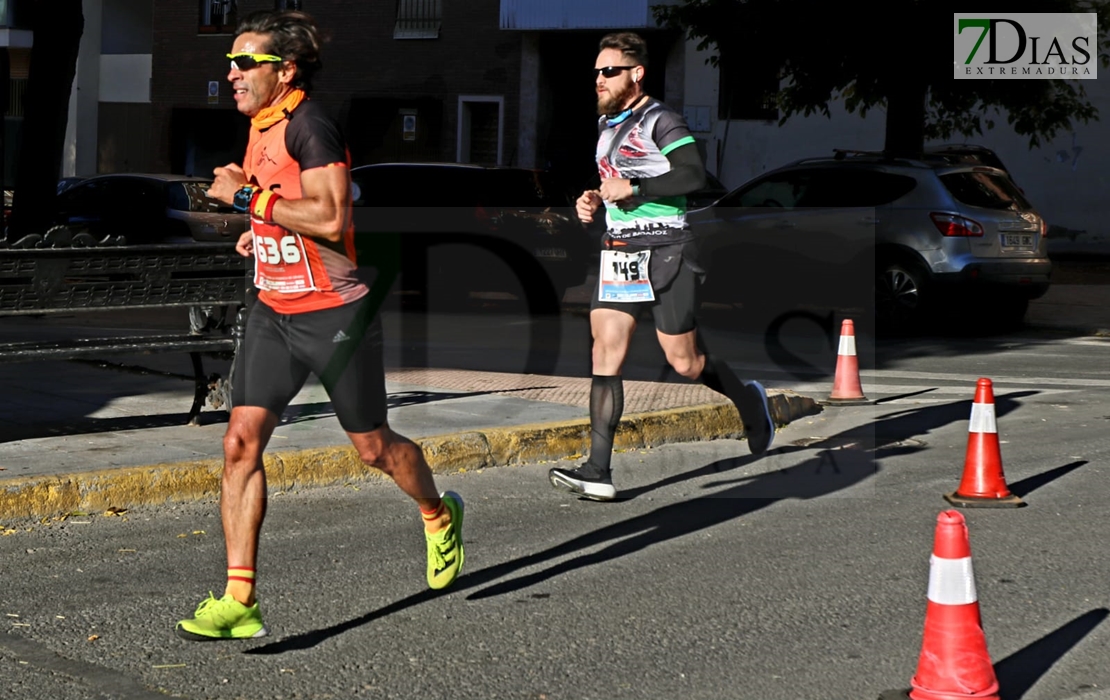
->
[243,99,366,314]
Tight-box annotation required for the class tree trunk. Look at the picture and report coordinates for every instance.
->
[883,79,927,158]
[6,0,84,241]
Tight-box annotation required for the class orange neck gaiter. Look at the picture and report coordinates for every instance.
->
[251,88,306,130]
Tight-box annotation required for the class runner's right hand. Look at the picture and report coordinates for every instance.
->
[576,190,603,223]
[210,163,248,206]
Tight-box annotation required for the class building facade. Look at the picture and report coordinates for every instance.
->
[1,0,33,188]
[21,0,689,197]
[149,0,526,177]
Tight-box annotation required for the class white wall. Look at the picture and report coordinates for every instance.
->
[63,0,102,177]
[944,96,1109,247]
[684,39,1110,247]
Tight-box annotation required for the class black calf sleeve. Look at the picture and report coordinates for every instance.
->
[696,334,744,399]
[587,374,624,472]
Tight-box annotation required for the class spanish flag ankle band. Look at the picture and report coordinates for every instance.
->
[420,502,444,519]
[227,567,256,584]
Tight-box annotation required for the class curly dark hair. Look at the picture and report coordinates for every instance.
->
[236,10,325,91]
[598,32,648,68]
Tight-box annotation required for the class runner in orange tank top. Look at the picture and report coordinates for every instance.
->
[175,9,465,642]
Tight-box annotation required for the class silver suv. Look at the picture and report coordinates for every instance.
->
[690,151,1051,331]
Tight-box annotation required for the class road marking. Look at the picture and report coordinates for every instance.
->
[767,382,1075,399]
[855,370,1110,388]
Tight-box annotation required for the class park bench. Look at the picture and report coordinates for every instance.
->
[0,238,252,426]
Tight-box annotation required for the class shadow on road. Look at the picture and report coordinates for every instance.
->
[244,390,1057,655]
[245,435,880,655]
[995,608,1109,700]
[1007,461,1088,499]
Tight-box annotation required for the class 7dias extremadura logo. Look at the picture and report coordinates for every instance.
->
[954,13,1097,79]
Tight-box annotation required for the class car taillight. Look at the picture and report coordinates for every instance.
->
[930,212,984,237]
[1040,218,1048,238]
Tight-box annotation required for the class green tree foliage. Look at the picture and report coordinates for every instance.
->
[654,0,1110,155]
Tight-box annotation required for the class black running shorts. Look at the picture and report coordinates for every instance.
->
[590,253,701,336]
[231,296,388,433]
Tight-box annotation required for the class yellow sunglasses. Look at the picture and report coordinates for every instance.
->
[227,52,284,71]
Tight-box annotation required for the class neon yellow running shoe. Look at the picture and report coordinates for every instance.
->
[425,491,465,590]
[175,593,267,641]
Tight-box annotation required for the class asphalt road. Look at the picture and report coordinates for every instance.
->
[3,325,1110,699]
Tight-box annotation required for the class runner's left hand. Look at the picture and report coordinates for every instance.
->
[234,231,254,258]
[599,178,634,203]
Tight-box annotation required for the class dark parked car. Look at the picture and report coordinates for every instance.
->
[349,162,592,309]
[57,176,87,195]
[51,173,247,245]
[690,151,1050,331]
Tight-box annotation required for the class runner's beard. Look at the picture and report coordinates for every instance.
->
[597,83,632,117]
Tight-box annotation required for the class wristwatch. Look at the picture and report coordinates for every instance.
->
[629,177,641,196]
[232,184,260,213]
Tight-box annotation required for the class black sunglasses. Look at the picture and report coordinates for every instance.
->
[593,65,636,79]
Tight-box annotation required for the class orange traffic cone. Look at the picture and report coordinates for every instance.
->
[879,510,1000,700]
[911,510,1000,699]
[827,318,869,405]
[944,378,1025,508]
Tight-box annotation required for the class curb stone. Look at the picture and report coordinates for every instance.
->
[0,390,821,522]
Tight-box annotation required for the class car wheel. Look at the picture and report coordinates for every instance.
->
[877,260,929,332]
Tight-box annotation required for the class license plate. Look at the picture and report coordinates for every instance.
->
[534,247,568,259]
[1001,233,1033,248]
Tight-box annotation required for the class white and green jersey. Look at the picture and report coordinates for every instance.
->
[596,98,697,245]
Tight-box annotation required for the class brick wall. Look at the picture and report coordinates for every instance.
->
[151,0,522,171]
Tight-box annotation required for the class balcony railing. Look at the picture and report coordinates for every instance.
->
[6,76,25,117]
[395,0,441,39]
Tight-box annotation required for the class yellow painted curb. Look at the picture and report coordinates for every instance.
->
[0,390,820,522]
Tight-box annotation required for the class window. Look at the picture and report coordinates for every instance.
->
[795,170,918,208]
[394,0,441,40]
[721,171,815,209]
[687,171,729,210]
[940,171,1031,211]
[199,0,237,34]
[717,51,779,122]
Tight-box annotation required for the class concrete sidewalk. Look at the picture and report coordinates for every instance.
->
[0,359,820,521]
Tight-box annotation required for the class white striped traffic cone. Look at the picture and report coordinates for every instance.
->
[827,319,869,405]
[879,510,1000,700]
[944,378,1024,508]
